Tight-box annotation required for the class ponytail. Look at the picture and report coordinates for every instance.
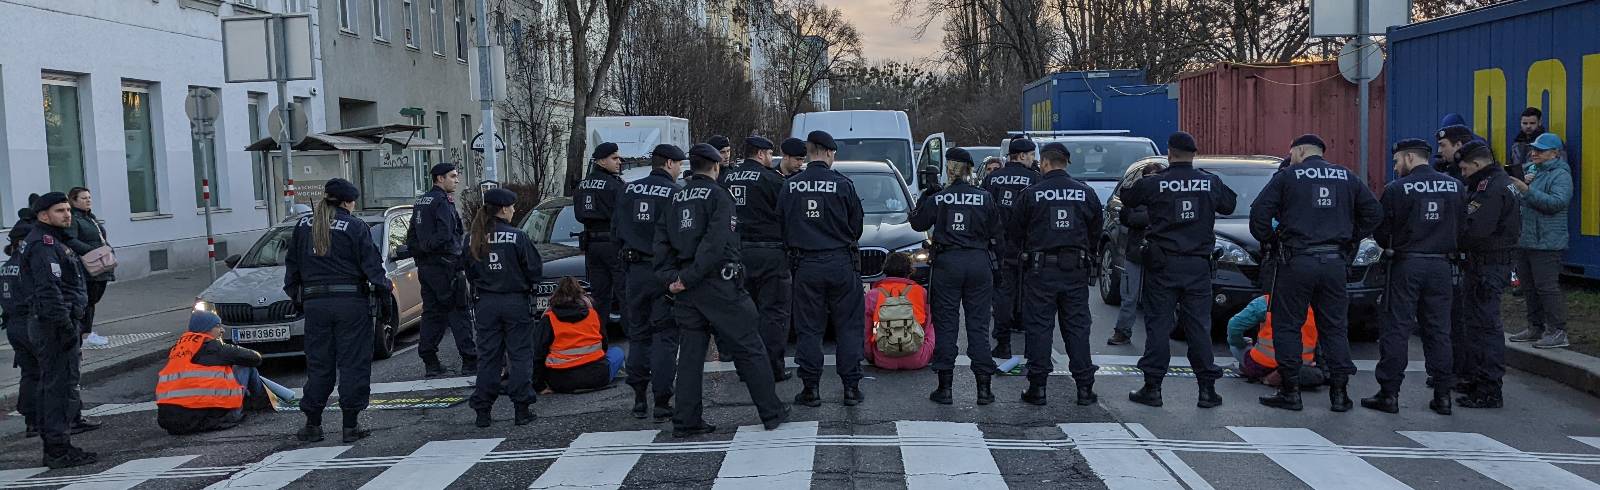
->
[467,203,504,260]
[311,198,337,256]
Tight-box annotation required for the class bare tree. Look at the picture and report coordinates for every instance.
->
[559,0,634,193]
[756,0,864,134]
[614,0,761,140]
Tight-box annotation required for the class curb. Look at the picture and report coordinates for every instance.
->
[1504,334,1600,397]
[0,336,172,406]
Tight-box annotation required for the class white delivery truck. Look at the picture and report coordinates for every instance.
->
[585,116,691,163]
[790,110,947,191]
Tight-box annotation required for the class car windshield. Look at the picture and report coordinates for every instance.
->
[235,221,385,268]
[521,204,582,245]
[1057,140,1159,181]
[836,138,914,180]
[840,171,911,220]
[1204,165,1278,218]
[963,147,1003,164]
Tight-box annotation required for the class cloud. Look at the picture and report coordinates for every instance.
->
[830,0,944,62]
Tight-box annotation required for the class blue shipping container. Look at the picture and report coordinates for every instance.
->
[1387,0,1600,278]
[1098,84,1180,152]
[1021,70,1148,132]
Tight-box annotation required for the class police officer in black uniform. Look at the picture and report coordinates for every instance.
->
[20,193,97,468]
[707,135,733,169]
[1453,141,1521,409]
[1363,138,1463,416]
[2,219,37,438]
[721,136,795,382]
[780,130,866,407]
[466,188,543,427]
[286,179,393,443]
[779,138,807,178]
[409,163,477,377]
[656,143,789,437]
[1015,143,1103,406]
[615,144,685,421]
[576,142,627,332]
[1434,125,1474,182]
[1251,134,1383,412]
[981,137,1041,359]
[910,147,1000,405]
[1122,133,1235,409]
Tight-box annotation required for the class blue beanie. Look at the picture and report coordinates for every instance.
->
[189,310,223,333]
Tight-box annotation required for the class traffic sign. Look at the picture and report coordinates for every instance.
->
[185,87,220,123]
[471,132,505,153]
[1338,39,1385,83]
[269,101,309,145]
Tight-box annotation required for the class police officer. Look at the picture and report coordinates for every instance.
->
[780,130,866,407]
[465,188,542,427]
[721,136,794,382]
[1250,134,1383,412]
[909,147,1000,405]
[656,143,789,437]
[1363,138,1463,416]
[2,219,37,438]
[1122,133,1235,408]
[285,179,393,443]
[981,137,1041,359]
[1435,125,1474,181]
[576,142,627,332]
[779,138,807,178]
[409,163,477,377]
[615,144,685,421]
[20,193,96,468]
[1014,143,1103,406]
[707,135,733,169]
[1453,141,1521,409]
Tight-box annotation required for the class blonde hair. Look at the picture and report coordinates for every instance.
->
[310,198,338,256]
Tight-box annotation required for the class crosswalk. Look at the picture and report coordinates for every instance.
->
[4,421,1600,489]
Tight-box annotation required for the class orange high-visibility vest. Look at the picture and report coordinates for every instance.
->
[545,308,605,369]
[1249,299,1318,369]
[155,332,244,410]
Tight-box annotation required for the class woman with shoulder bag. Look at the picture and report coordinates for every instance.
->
[64,188,115,347]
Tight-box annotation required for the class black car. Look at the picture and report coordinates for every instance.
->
[1097,156,1385,338]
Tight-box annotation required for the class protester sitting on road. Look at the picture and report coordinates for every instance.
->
[534,277,625,394]
[863,253,934,370]
[1226,294,1326,388]
[156,310,267,435]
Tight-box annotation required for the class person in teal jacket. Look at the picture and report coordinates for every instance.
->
[1508,133,1573,349]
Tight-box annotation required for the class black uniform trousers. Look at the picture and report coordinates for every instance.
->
[29,319,81,453]
[584,239,624,331]
[928,249,996,375]
[1460,258,1512,390]
[1375,257,1455,392]
[6,321,38,427]
[623,260,678,398]
[300,296,374,415]
[672,276,785,429]
[991,260,1024,353]
[792,251,865,385]
[742,246,792,376]
[1270,253,1354,382]
[418,262,477,366]
[1022,260,1098,383]
[1137,255,1221,382]
[471,293,537,410]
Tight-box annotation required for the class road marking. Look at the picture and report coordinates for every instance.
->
[712,421,818,489]
[1575,437,1600,451]
[0,468,47,486]
[359,438,504,490]
[204,446,353,490]
[896,421,1006,489]
[528,430,658,490]
[1401,431,1600,490]
[1061,423,1185,490]
[1229,426,1411,490]
[1125,423,1215,490]
[62,455,198,490]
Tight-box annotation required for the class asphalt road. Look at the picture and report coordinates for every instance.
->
[4,291,1600,489]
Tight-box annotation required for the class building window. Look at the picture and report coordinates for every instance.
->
[122,82,160,214]
[454,0,468,61]
[338,0,355,32]
[404,0,420,47]
[192,87,223,209]
[42,74,86,192]
[460,113,472,163]
[372,0,387,41]
[247,93,268,203]
[430,0,444,55]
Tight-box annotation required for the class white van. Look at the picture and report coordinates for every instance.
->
[790,110,946,191]
[586,116,691,161]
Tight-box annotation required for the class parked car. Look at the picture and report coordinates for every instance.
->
[998,130,1161,205]
[1097,156,1385,338]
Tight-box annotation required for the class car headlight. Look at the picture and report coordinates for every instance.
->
[1214,237,1256,266]
[896,243,930,265]
[1351,238,1383,267]
[194,300,213,313]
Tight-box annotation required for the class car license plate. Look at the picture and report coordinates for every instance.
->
[536,296,550,312]
[233,325,291,344]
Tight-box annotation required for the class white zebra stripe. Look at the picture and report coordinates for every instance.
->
[896,421,1007,489]
[62,455,198,490]
[1402,431,1600,490]
[1229,426,1412,490]
[359,438,504,490]
[712,421,818,489]
[528,430,657,490]
[204,446,353,490]
[1061,423,1185,490]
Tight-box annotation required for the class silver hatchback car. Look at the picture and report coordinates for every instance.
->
[194,206,425,359]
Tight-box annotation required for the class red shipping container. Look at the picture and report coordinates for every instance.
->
[1178,61,1387,191]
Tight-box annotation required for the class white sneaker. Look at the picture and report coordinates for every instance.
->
[84,333,110,346]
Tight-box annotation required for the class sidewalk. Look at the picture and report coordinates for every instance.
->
[1,267,219,404]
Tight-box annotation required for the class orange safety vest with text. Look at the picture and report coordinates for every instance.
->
[155,332,244,410]
[545,308,605,369]
[1248,301,1318,369]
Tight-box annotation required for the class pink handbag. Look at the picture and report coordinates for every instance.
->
[80,226,117,276]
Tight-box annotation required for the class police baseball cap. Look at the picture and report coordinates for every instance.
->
[1437,125,1474,143]
[1291,134,1326,152]
[1040,142,1071,159]
[944,147,973,164]
[689,143,724,163]
[651,144,687,161]
[1008,137,1036,154]
[325,178,361,202]
[429,163,456,177]
[592,142,620,160]
[744,136,774,151]
[30,191,67,215]
[780,138,807,157]
[1459,141,1493,161]
[1531,132,1563,151]
[1167,132,1198,152]
[483,188,517,207]
[706,135,731,150]
[1392,138,1432,154]
[806,131,837,151]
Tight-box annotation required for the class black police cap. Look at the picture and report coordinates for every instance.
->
[706,135,731,150]
[1040,142,1071,159]
[31,192,67,215]
[745,136,774,151]
[944,147,973,164]
[1008,137,1036,154]
[483,188,517,207]
[1392,138,1432,154]
[806,131,837,151]
[780,138,807,157]
[651,144,687,161]
[689,143,724,163]
[1167,132,1198,152]
[429,163,456,177]
[325,178,361,202]
[1459,141,1493,161]
[1437,125,1474,143]
[1291,134,1327,151]
[591,142,620,160]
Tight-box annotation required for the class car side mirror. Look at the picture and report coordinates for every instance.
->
[224,254,242,268]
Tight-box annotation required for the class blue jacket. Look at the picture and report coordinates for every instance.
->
[1519,157,1573,251]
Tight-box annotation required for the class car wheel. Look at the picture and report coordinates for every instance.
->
[1099,248,1122,306]
[372,321,396,360]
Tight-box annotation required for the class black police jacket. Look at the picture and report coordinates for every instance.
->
[719,158,786,243]
[1461,165,1522,254]
[614,168,681,255]
[1119,206,1151,258]
[406,186,464,261]
[1435,154,1465,182]
[909,180,998,250]
[980,161,1041,253]
[1016,169,1103,254]
[575,164,624,233]
[1123,162,1238,257]
[284,207,393,297]
[654,174,740,289]
[1376,166,1464,254]
[0,252,28,326]
[466,218,544,294]
[1248,156,1381,253]
[18,225,87,334]
[778,161,864,252]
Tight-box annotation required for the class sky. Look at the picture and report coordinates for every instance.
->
[832,0,944,63]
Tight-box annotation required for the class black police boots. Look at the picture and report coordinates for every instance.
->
[1430,388,1454,415]
[763,404,791,431]
[423,355,447,378]
[1196,382,1223,409]
[460,357,478,377]
[1329,377,1353,412]
[975,375,995,405]
[1360,390,1400,414]
[672,424,717,438]
[1076,380,1098,406]
[514,403,536,425]
[70,416,102,434]
[843,384,864,406]
[653,394,673,422]
[296,424,324,443]
[1128,379,1163,407]
[1259,382,1303,411]
[475,408,493,428]
[342,426,370,443]
[990,340,1010,360]
[630,385,649,419]
[43,447,97,469]
[929,370,954,405]
[1022,380,1048,406]
[794,383,822,407]
[1457,386,1504,409]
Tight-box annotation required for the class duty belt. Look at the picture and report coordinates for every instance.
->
[1294,244,1344,256]
[793,247,851,256]
[301,284,369,297]
[741,241,785,249]
[1392,252,1452,260]
[621,249,653,263]
[582,230,613,241]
